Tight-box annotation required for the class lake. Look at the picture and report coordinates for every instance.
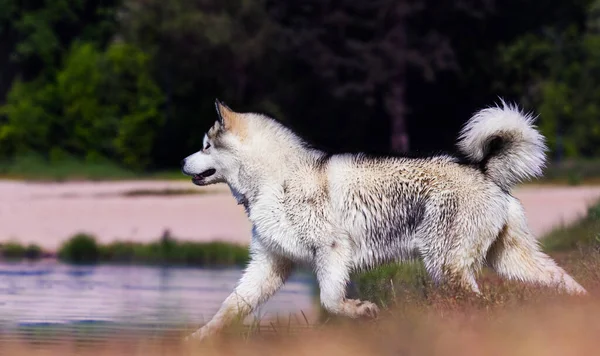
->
[0,262,317,337]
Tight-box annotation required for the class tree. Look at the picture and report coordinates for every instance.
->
[268,0,494,153]
[119,0,292,166]
[498,0,600,158]
[0,42,164,169]
[0,0,121,102]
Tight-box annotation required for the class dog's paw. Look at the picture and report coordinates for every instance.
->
[342,299,380,319]
[184,326,215,343]
[357,300,380,318]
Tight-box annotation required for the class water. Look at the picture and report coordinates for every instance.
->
[0,262,316,336]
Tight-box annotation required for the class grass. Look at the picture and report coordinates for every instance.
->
[542,199,600,252]
[3,153,600,185]
[57,232,250,267]
[0,153,184,181]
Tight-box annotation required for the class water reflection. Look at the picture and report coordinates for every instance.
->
[0,262,316,333]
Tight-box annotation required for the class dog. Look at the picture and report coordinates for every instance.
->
[181,99,587,340]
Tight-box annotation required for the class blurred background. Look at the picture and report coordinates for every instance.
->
[1,0,600,344]
[1,0,600,168]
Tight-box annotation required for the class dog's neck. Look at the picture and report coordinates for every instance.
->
[228,184,250,214]
[226,147,328,215]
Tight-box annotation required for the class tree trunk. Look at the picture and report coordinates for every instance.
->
[386,81,410,153]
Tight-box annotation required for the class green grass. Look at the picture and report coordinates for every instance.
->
[58,233,249,267]
[348,262,429,307]
[0,153,184,181]
[541,199,600,252]
[3,153,600,184]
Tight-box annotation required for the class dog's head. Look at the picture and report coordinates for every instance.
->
[181,100,251,186]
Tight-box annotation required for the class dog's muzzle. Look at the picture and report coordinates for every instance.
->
[192,169,216,185]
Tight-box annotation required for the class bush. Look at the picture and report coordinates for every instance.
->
[1,241,26,260]
[59,233,100,264]
[0,42,164,170]
[0,241,43,260]
[24,244,42,259]
[90,235,250,267]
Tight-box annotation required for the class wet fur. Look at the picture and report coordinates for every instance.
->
[181,100,587,341]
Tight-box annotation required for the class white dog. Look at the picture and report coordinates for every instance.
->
[181,99,586,340]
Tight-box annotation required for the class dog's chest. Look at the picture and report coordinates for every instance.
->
[249,191,330,262]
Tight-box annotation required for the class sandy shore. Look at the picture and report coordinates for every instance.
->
[1,180,599,250]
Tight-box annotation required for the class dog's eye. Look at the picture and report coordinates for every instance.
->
[204,142,211,150]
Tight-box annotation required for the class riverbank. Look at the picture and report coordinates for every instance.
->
[2,180,600,250]
[1,232,249,268]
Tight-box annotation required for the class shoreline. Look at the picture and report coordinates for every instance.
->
[2,181,600,250]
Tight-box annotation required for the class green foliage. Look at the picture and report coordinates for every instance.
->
[2,0,600,173]
[1,241,25,260]
[60,233,249,267]
[0,153,137,181]
[4,0,120,70]
[98,239,249,267]
[500,2,600,159]
[0,42,164,169]
[24,244,43,259]
[0,241,43,260]
[106,43,166,169]
[59,233,100,264]
[0,79,60,156]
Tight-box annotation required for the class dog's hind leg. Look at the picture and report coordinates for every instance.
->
[421,246,482,295]
[187,241,293,341]
[315,240,379,318]
[420,219,490,295]
[486,198,587,295]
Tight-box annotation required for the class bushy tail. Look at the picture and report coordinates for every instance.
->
[457,100,547,191]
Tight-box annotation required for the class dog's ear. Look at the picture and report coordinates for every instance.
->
[215,99,246,135]
[215,99,228,125]
[215,99,237,126]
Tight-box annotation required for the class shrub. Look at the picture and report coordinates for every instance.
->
[58,233,100,264]
[24,244,42,259]
[0,42,164,170]
[1,241,26,260]
[87,235,250,267]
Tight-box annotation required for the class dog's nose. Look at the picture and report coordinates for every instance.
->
[180,158,186,168]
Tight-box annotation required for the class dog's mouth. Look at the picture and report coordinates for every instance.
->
[192,169,216,185]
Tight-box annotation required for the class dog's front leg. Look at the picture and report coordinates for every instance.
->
[315,241,379,319]
[187,242,292,341]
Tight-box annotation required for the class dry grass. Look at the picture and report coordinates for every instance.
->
[3,248,599,356]
[3,299,600,356]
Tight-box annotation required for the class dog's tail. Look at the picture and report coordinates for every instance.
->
[457,100,547,191]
